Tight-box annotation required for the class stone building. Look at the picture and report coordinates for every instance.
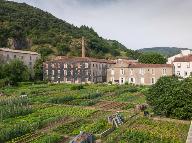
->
[107,61,173,85]
[43,57,114,84]
[173,54,192,78]
[0,48,40,72]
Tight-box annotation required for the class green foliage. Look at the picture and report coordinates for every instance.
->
[71,84,84,90]
[139,47,190,57]
[32,133,62,143]
[0,1,140,59]
[146,76,192,119]
[34,58,44,81]
[3,60,30,85]
[138,52,167,64]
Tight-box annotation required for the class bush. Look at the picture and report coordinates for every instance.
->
[0,78,9,88]
[71,84,84,90]
[146,76,192,120]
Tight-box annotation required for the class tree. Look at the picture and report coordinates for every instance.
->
[34,58,44,81]
[56,43,70,55]
[138,52,167,64]
[146,76,192,120]
[4,60,30,85]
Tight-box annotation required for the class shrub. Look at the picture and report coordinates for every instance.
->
[146,76,192,120]
[71,84,84,90]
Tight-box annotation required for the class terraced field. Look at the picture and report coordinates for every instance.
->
[0,83,190,143]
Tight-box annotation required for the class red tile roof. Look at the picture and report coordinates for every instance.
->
[129,63,173,68]
[174,54,192,62]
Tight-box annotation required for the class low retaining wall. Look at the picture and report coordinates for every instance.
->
[186,121,192,143]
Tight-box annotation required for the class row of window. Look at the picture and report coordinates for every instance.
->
[51,77,90,82]
[47,70,90,76]
[111,68,167,75]
[176,71,192,77]
[111,77,156,84]
[177,63,190,68]
[7,54,33,60]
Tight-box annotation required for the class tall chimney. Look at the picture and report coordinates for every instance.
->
[82,36,85,58]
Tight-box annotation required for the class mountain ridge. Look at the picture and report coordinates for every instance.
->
[0,0,140,59]
[138,47,191,57]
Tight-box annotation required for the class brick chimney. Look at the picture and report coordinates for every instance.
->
[82,36,85,58]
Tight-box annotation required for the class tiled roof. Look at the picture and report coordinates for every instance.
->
[174,54,192,62]
[0,48,39,55]
[129,63,173,68]
[45,57,115,64]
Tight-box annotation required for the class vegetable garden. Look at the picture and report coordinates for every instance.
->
[0,83,190,143]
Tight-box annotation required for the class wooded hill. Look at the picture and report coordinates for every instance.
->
[0,0,140,59]
[138,47,190,57]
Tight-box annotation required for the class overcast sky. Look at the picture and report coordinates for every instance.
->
[10,0,192,50]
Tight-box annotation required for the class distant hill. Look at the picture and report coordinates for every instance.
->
[138,47,190,57]
[0,0,140,59]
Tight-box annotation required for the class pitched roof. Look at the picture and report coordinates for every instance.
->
[45,56,115,64]
[129,63,173,68]
[0,48,39,55]
[174,54,192,62]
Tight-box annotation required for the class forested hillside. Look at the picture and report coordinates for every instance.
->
[138,47,190,57]
[0,0,140,59]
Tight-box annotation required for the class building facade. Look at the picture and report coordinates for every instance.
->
[107,62,173,85]
[43,57,114,84]
[0,48,40,72]
[167,50,192,64]
[173,55,192,78]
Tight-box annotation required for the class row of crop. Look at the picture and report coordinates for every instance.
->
[102,116,190,143]
[31,132,63,143]
[54,118,111,136]
[0,105,96,142]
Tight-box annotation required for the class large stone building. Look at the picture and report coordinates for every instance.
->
[0,48,40,72]
[107,61,173,85]
[173,54,192,78]
[43,56,114,83]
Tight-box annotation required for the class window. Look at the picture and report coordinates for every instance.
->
[130,69,133,75]
[85,70,89,76]
[139,68,144,75]
[177,63,181,68]
[152,77,155,84]
[14,55,16,59]
[21,56,24,59]
[46,70,48,75]
[177,71,180,76]
[85,63,88,68]
[93,64,94,67]
[64,64,67,68]
[141,77,144,84]
[29,62,32,66]
[162,69,167,75]
[52,70,54,75]
[111,77,114,82]
[111,69,114,75]
[64,70,67,76]
[151,69,155,75]
[187,63,190,68]
[7,54,9,60]
[120,69,125,75]
[129,77,135,83]
[58,70,60,74]
[121,77,124,84]
[30,56,32,61]
[184,71,188,76]
[58,63,60,68]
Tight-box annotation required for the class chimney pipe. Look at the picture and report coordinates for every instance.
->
[82,36,85,58]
